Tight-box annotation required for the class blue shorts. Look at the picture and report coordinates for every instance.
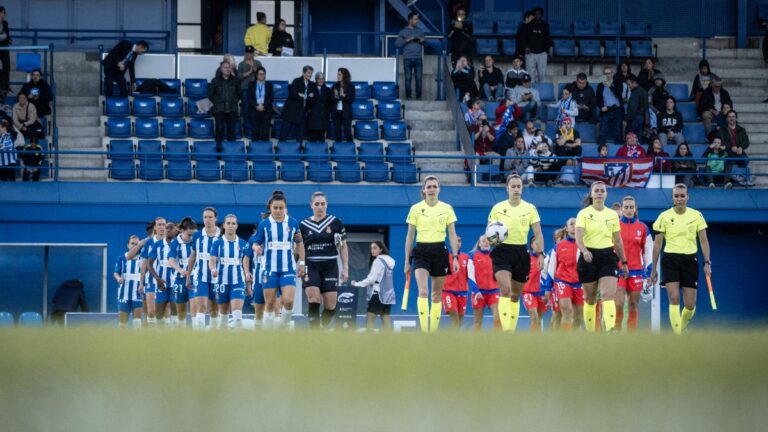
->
[154,285,171,304]
[143,276,157,294]
[192,281,214,299]
[264,271,296,290]
[117,298,143,313]
[216,283,245,305]
[173,278,189,304]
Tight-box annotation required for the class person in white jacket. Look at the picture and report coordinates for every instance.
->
[351,241,396,331]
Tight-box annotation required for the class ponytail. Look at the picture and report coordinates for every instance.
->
[179,216,197,231]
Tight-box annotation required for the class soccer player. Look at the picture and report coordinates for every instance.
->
[468,235,500,331]
[488,174,545,332]
[139,217,166,327]
[545,218,583,331]
[253,191,306,329]
[651,184,711,335]
[244,224,266,328]
[443,236,469,329]
[300,192,349,329]
[351,241,396,331]
[168,217,197,328]
[210,214,248,329]
[187,207,220,330]
[148,221,178,326]
[113,235,143,328]
[575,181,629,332]
[522,237,548,332]
[404,175,460,333]
[616,196,653,331]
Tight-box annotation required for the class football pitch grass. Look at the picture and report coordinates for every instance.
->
[2,329,767,432]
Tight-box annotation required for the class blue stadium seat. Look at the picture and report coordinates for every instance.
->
[187,98,211,118]
[624,21,650,36]
[252,161,278,182]
[545,122,558,138]
[372,81,398,101]
[598,20,620,36]
[223,159,249,182]
[476,38,499,56]
[663,144,677,156]
[105,97,130,117]
[335,162,362,182]
[485,101,500,121]
[273,99,286,118]
[19,312,43,327]
[110,159,136,180]
[385,142,413,163]
[667,84,690,102]
[550,20,572,36]
[630,40,653,58]
[331,142,357,162]
[557,165,580,185]
[579,40,602,57]
[363,162,390,182]
[354,120,380,141]
[108,140,134,160]
[303,141,329,162]
[281,161,306,181]
[192,140,219,161]
[189,119,214,139]
[159,97,185,118]
[106,118,132,138]
[545,106,560,124]
[159,79,182,97]
[582,144,600,157]
[247,141,274,162]
[269,80,290,100]
[132,97,158,118]
[497,19,519,35]
[689,144,707,156]
[475,164,499,184]
[353,81,371,100]
[139,158,164,180]
[307,162,334,182]
[473,18,495,35]
[553,39,576,57]
[574,123,597,142]
[683,125,707,144]
[162,118,187,139]
[276,141,302,162]
[221,140,247,162]
[195,160,221,181]
[352,100,375,120]
[377,101,402,121]
[603,40,626,58]
[135,118,160,139]
[131,78,146,96]
[574,20,596,35]
[16,53,42,72]
[137,140,163,179]
[165,141,192,181]
[358,142,385,163]
[184,79,209,99]
[678,103,698,122]
[501,39,517,56]
[391,163,419,184]
[534,82,555,102]
[381,121,408,141]
[0,311,13,327]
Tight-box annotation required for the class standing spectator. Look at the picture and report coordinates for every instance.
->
[281,65,316,142]
[647,137,671,173]
[447,8,473,64]
[515,11,534,58]
[637,58,661,91]
[549,87,578,127]
[691,59,718,108]
[13,92,42,140]
[451,56,478,101]
[307,72,332,142]
[237,46,262,137]
[478,55,504,101]
[0,7,11,97]
[20,70,52,118]
[623,74,648,141]
[50,279,89,325]
[596,69,623,146]
[464,98,485,133]
[658,96,685,146]
[615,132,647,158]
[521,7,550,83]
[717,110,749,170]
[222,54,238,76]
[474,119,497,163]
[509,75,540,122]
[396,12,425,100]
[102,40,149,97]
[553,116,582,170]
[247,66,274,141]
[671,142,697,187]
[0,119,15,181]
[269,19,295,56]
[699,78,732,134]
[244,12,271,56]
[531,141,557,186]
[566,72,597,123]
[703,136,731,189]
[331,68,355,142]
[647,74,669,115]
[504,55,529,96]
[613,61,632,105]
[208,61,240,153]
[20,135,44,181]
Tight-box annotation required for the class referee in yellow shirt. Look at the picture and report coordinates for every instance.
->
[488,174,546,332]
[651,183,711,335]
[575,181,629,332]
[405,176,460,332]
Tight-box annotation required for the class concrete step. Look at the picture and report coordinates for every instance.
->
[743,132,768,143]
[723,87,768,97]
[413,170,467,184]
[738,123,768,133]
[403,101,449,111]
[407,119,455,131]
[731,96,768,104]
[58,126,102,138]
[414,140,459,152]
[704,48,763,59]
[58,136,103,149]
[411,129,455,142]
[728,103,768,113]
[57,116,100,127]
[57,96,100,107]
[57,169,108,181]
[733,113,768,123]
[405,110,451,121]
[58,106,102,117]
[58,148,105,168]
[712,68,768,78]
[720,78,768,87]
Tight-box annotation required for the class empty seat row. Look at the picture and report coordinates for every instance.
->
[552,39,653,58]
[473,19,650,38]
[105,117,219,139]
[0,311,43,327]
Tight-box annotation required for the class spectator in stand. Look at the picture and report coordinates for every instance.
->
[13,92,43,140]
[549,87,578,127]
[717,110,749,170]
[238,46,262,137]
[307,72,332,142]
[553,116,582,171]
[614,61,632,105]
[474,118,497,163]
[494,97,521,131]
[331,67,355,142]
[20,135,44,181]
[596,68,623,146]
[691,59,718,108]
[0,119,15,181]
[493,121,519,167]
[0,7,10,96]
[396,12,425,100]
[478,55,504,101]
[708,101,732,142]
[509,74,540,122]
[247,66,273,141]
[647,137,671,173]
[699,77,733,134]
[504,56,529,96]
[281,65,316,142]
[522,120,537,148]
[504,135,533,183]
[703,136,732,189]
[451,56,478,102]
[531,128,553,152]
[597,143,609,158]
[637,58,661,91]
[566,72,598,123]
[448,8,473,64]
[648,74,669,115]
[222,54,238,77]
[672,142,698,187]
[20,70,52,119]
[521,6,550,83]
[657,96,685,146]
[531,141,556,186]
[268,19,295,56]
[615,132,647,158]
[623,74,648,141]
[464,98,485,133]
[244,12,271,55]
[102,40,149,97]
[208,61,240,153]
[515,11,534,58]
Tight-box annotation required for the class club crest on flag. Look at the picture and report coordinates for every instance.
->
[581,157,654,188]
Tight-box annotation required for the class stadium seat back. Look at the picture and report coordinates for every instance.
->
[307,162,334,182]
[385,142,413,163]
[159,97,185,118]
[110,159,136,180]
[574,123,597,142]
[189,119,214,139]
[19,312,43,327]
[630,40,653,58]
[678,103,698,122]
[497,19,519,35]
[372,81,398,101]
[166,159,193,181]
[252,161,278,182]
[139,158,164,180]
[377,101,402,121]
[137,140,163,161]
[683,125,707,144]
[192,141,218,161]
[553,39,576,57]
[187,98,212,118]
[475,163,499,184]
[335,161,362,183]
[108,140,134,160]
[164,140,191,161]
[331,142,357,162]
[381,121,408,141]
[135,118,160,139]
[534,82,555,102]
[476,38,499,56]
[16,53,42,72]
[247,141,274,162]
[550,20,572,36]
[223,159,249,182]
[352,100,375,120]
[574,20,596,35]
[304,141,329,162]
[391,163,419,184]
[184,78,208,99]
[281,161,306,181]
[603,40,626,58]
[625,21,650,36]
[221,141,247,161]
[105,97,130,117]
[598,20,620,36]
[363,162,389,182]
[273,99,286,118]
[195,160,221,181]
[161,118,187,139]
[276,141,303,162]
[159,78,182,96]
[473,18,495,35]
[132,97,158,118]
[0,311,14,327]
[558,165,580,185]
[358,142,385,163]
[269,80,290,100]
[352,81,371,100]
[579,40,602,57]
[667,84,690,102]
[501,39,517,56]
[354,120,380,141]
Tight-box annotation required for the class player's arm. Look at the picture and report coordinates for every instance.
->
[642,230,654,279]
[113,258,124,285]
[448,222,460,272]
[139,258,147,294]
[531,221,546,271]
[404,223,416,274]
[294,230,306,277]
[186,248,197,288]
[698,229,712,277]
[167,243,186,277]
[339,233,349,284]
[125,238,147,260]
[209,240,219,278]
[650,233,664,284]
[146,256,165,290]
[613,230,629,276]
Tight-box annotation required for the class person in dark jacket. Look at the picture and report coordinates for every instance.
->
[102,40,149,97]
[596,67,623,145]
[0,7,11,95]
[637,57,661,91]
[657,96,685,146]
[565,72,597,123]
[281,65,316,142]
[208,61,241,152]
[307,72,332,142]
[514,11,534,58]
[717,110,749,169]
[20,135,44,181]
[247,66,274,141]
[613,61,632,104]
[331,67,355,142]
[451,56,479,101]
[20,69,52,118]
[521,6,550,83]
[447,8,473,63]
[691,59,718,108]
[51,279,89,325]
[647,73,669,115]
[699,78,733,134]
[623,74,648,142]
[268,19,295,56]
[478,55,504,101]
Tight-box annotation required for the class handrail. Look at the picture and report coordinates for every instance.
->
[11,29,172,53]
[309,30,447,57]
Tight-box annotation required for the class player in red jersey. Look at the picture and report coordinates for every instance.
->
[546,217,583,331]
[468,235,500,331]
[443,236,469,329]
[522,237,548,332]
[616,196,653,330]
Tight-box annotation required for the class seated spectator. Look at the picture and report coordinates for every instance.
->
[657,96,685,146]
[531,141,557,186]
[447,8,473,64]
[637,57,661,91]
[474,118,497,163]
[248,66,274,141]
[268,19,295,56]
[522,120,537,148]
[208,61,240,153]
[494,97,521,131]
[504,56,528,97]
[647,74,669,115]
[530,128,553,152]
[478,55,504,101]
[308,72,332,142]
[623,74,648,142]
[20,135,44,182]
[451,56,478,102]
[102,39,149,97]
[717,109,749,169]
[464,98,486,133]
[508,74,540,122]
[504,135,534,184]
[13,92,43,140]
[596,68,623,146]
[671,142,698,187]
[647,137,671,173]
[613,61,632,105]
[493,121,519,163]
[691,59,718,108]
[549,87,578,127]
[553,116,582,170]
[699,78,732,134]
[244,12,271,56]
[615,132,647,158]
[597,143,609,158]
[566,73,597,123]
[0,118,16,181]
[703,136,731,189]
[20,69,52,118]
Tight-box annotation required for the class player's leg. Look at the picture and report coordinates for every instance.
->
[625,277,642,330]
[216,285,231,329]
[192,282,210,330]
[262,286,278,328]
[471,292,486,331]
[429,275,446,332]
[572,288,584,330]
[380,310,392,331]
[522,293,539,332]
[230,291,245,329]
[366,312,376,330]
[174,278,189,328]
[305,262,323,328]
[505,247,530,332]
[597,275,618,332]
[278,274,297,328]
[145,292,157,327]
[665,281,682,334]
[495,270,513,331]
[131,305,143,329]
[252,281,266,329]
[582,282,598,332]
[679,257,698,332]
[442,291,461,329]
[615,278,627,331]
[414,268,431,333]
[681,287,697,331]
[320,274,338,329]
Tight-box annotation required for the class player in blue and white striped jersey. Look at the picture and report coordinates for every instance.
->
[113,235,143,328]
[147,221,178,326]
[210,214,247,329]
[253,191,306,329]
[139,217,167,327]
[244,218,277,329]
[187,207,220,329]
[169,217,197,328]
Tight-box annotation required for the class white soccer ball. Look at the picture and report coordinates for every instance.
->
[485,221,508,246]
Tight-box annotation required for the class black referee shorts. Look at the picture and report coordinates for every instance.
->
[577,247,619,284]
[490,244,530,283]
[661,253,698,289]
[413,242,450,277]
[305,259,339,293]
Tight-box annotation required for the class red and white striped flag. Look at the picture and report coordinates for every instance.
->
[581,157,654,188]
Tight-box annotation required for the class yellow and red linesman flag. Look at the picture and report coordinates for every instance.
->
[706,274,717,311]
[401,271,411,310]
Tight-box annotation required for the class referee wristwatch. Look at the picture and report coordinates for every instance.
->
[297,260,305,266]
[621,260,628,265]
[705,260,712,265]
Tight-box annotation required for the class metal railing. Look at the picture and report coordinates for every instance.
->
[11,29,173,53]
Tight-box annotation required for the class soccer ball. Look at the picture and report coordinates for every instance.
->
[485,221,508,246]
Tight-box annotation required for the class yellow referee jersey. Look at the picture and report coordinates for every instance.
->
[406,200,457,243]
[652,207,707,255]
[575,205,620,249]
[488,200,540,245]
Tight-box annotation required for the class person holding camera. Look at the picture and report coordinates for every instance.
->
[531,141,557,186]
[448,8,473,64]
[451,56,478,102]
[396,12,425,100]
[474,118,497,164]
[508,74,540,122]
